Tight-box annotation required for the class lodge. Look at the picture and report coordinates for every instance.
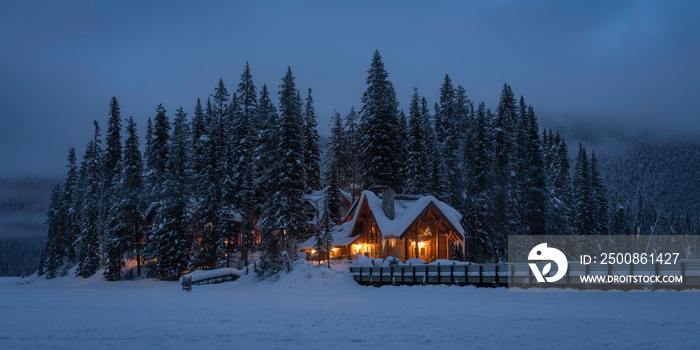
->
[300,189,465,263]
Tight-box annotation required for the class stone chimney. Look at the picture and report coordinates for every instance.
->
[382,188,395,220]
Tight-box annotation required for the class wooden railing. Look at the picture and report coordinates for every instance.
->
[349,261,700,289]
[349,264,509,286]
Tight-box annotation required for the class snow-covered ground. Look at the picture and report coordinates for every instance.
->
[1,260,698,349]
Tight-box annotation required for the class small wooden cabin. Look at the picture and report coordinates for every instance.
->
[300,190,465,263]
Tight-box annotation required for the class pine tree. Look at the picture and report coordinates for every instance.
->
[104,97,122,190]
[218,92,240,267]
[40,184,63,278]
[235,64,259,263]
[464,102,494,262]
[59,148,79,269]
[434,74,455,143]
[145,117,153,169]
[190,98,208,180]
[424,97,448,200]
[344,107,361,199]
[259,67,307,275]
[254,84,279,211]
[492,84,520,259]
[302,88,321,192]
[521,105,548,235]
[321,188,336,268]
[191,80,229,269]
[436,75,462,208]
[589,151,609,235]
[324,123,343,225]
[404,88,430,195]
[76,121,103,278]
[149,108,192,280]
[147,104,170,191]
[359,50,404,193]
[546,132,573,235]
[573,144,593,235]
[104,117,145,280]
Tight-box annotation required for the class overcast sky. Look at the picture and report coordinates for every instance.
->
[1,0,699,178]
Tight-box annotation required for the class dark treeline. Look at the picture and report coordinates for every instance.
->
[39,50,691,280]
[602,139,700,238]
[0,237,44,276]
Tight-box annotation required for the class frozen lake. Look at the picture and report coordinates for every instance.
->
[1,261,698,349]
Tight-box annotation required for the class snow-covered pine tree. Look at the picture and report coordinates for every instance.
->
[302,88,321,193]
[235,63,259,263]
[190,98,208,181]
[328,111,347,182]
[145,117,153,170]
[259,67,307,276]
[103,97,122,199]
[143,104,171,273]
[191,80,228,269]
[424,97,449,200]
[149,108,192,280]
[436,75,463,209]
[57,148,79,271]
[464,102,494,262]
[219,92,240,267]
[545,132,573,235]
[343,107,361,199]
[76,121,103,278]
[434,74,455,143]
[324,120,343,225]
[456,85,474,190]
[573,144,593,235]
[589,151,609,235]
[359,51,404,193]
[275,67,307,252]
[188,98,208,270]
[147,104,170,193]
[104,117,144,280]
[254,84,279,213]
[492,84,520,259]
[316,163,340,267]
[321,188,336,268]
[521,105,548,235]
[396,109,409,183]
[40,184,63,278]
[404,88,430,195]
[254,84,283,276]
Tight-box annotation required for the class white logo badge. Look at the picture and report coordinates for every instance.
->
[528,243,568,283]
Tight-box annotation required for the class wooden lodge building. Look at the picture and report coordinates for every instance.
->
[300,190,465,263]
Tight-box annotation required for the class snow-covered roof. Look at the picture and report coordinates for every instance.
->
[299,190,465,250]
[357,191,465,239]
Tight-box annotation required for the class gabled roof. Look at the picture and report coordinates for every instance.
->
[299,190,465,250]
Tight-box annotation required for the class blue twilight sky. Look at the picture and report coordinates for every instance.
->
[1,0,699,178]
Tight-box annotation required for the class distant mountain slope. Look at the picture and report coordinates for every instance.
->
[547,120,700,221]
[0,177,57,239]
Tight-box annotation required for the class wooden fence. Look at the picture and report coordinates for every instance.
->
[349,261,700,289]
